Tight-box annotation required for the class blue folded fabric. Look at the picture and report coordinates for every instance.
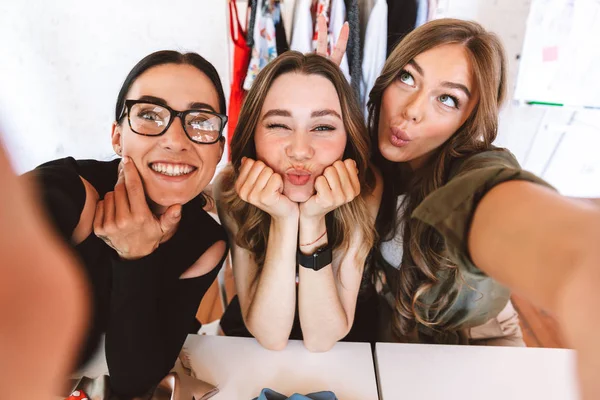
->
[253,388,338,400]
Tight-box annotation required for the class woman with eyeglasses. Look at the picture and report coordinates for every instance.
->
[26,50,229,398]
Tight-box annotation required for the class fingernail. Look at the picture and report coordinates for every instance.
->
[241,156,247,162]
[123,156,130,164]
[173,210,181,218]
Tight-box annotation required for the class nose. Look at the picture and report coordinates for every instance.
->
[161,116,191,151]
[402,91,426,124]
[285,131,314,161]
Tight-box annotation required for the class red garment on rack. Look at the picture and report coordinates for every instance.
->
[228,0,251,160]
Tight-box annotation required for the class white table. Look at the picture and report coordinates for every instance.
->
[184,335,378,400]
[73,334,379,400]
[375,342,579,400]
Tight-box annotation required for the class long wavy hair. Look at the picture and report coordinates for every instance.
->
[220,51,376,270]
[367,19,507,339]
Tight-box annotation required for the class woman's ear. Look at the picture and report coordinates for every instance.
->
[218,138,225,161]
[111,122,123,156]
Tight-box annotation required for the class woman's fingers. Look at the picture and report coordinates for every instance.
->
[93,200,105,235]
[248,165,275,204]
[121,157,147,217]
[114,168,130,223]
[103,192,116,230]
[262,172,285,206]
[330,22,349,66]
[237,160,267,201]
[338,159,360,200]
[316,14,329,57]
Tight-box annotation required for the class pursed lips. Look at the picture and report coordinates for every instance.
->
[285,167,312,186]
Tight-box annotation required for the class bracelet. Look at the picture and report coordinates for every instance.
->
[299,230,327,247]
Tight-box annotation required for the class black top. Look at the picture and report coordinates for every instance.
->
[220,277,379,343]
[30,157,228,398]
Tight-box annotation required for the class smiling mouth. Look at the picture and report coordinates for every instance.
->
[149,162,197,177]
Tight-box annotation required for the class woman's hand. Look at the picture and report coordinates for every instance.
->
[235,157,298,221]
[93,157,182,260]
[299,159,360,220]
[315,14,349,67]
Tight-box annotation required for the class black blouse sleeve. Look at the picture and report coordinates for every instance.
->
[27,157,86,241]
[105,210,228,397]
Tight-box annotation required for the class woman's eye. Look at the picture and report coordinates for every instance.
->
[267,123,289,130]
[138,111,162,121]
[189,120,211,130]
[398,70,415,86]
[314,125,335,133]
[439,94,459,109]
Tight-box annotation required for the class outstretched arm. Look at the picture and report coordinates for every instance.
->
[0,141,88,400]
[469,181,600,400]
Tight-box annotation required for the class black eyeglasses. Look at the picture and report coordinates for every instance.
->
[119,99,228,144]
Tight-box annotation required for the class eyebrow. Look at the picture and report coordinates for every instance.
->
[406,60,472,98]
[262,109,291,119]
[311,109,342,119]
[261,109,342,119]
[136,95,216,112]
[441,81,472,98]
[407,60,424,76]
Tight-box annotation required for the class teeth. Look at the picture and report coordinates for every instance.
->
[150,163,194,177]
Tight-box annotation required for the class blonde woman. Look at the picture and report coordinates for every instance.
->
[214,52,381,351]
[364,19,599,399]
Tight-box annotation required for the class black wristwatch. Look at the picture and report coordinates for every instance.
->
[297,244,332,271]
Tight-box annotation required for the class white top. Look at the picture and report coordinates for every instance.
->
[72,335,379,400]
[329,0,351,82]
[290,0,313,53]
[361,0,388,118]
[375,342,580,400]
[379,195,405,268]
[415,0,429,28]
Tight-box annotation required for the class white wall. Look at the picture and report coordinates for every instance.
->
[1,0,598,196]
[436,0,600,197]
[0,0,231,173]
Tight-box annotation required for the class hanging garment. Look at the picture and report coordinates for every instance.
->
[361,0,387,118]
[247,0,259,49]
[290,0,314,53]
[330,0,351,81]
[244,0,278,90]
[428,0,437,21]
[281,0,296,44]
[311,0,331,50]
[345,0,361,100]
[358,0,377,48]
[273,2,290,55]
[386,0,418,56]
[228,0,251,157]
[415,0,428,27]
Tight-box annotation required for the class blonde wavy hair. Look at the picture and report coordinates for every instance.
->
[367,19,507,339]
[220,51,376,269]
